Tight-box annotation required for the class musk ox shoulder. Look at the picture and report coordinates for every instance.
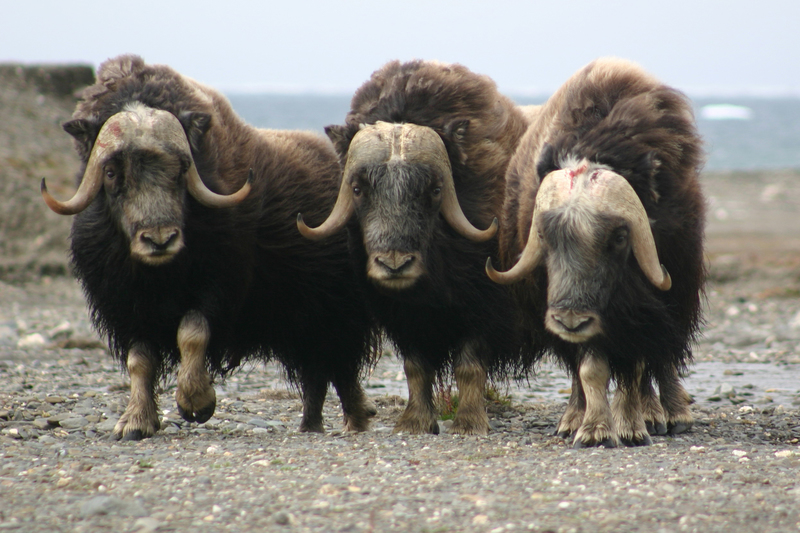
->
[42,54,378,439]
[488,57,705,448]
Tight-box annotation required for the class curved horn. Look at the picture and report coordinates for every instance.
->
[486,169,573,284]
[433,135,497,242]
[440,171,498,242]
[597,171,671,290]
[186,165,251,208]
[41,115,129,215]
[297,170,355,241]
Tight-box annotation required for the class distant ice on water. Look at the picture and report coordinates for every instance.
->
[700,104,753,120]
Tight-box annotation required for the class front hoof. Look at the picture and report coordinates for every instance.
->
[646,420,668,435]
[620,434,652,447]
[555,429,572,440]
[343,415,371,433]
[299,420,325,433]
[667,421,693,435]
[176,384,216,423]
[448,420,489,436]
[393,417,439,435]
[573,436,618,449]
[177,402,216,424]
[122,429,145,441]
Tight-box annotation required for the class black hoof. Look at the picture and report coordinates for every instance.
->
[177,404,196,423]
[556,430,572,439]
[646,420,668,436]
[193,404,215,424]
[573,437,617,449]
[667,421,692,435]
[298,422,325,433]
[621,434,652,447]
[122,429,145,441]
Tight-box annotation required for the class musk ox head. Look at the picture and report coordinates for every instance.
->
[487,157,670,343]
[298,121,497,291]
[42,102,250,265]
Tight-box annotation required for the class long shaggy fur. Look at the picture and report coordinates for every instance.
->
[68,54,378,387]
[327,60,531,378]
[501,57,706,385]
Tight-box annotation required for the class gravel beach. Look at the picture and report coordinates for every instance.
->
[1,64,799,533]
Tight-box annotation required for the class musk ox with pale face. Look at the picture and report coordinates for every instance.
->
[299,60,530,435]
[488,58,705,448]
[42,55,378,440]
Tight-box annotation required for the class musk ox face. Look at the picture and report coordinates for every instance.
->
[100,146,189,265]
[352,159,443,290]
[298,121,497,291]
[487,159,672,343]
[41,102,250,266]
[539,206,632,342]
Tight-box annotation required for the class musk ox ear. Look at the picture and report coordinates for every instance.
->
[324,124,353,158]
[536,143,560,179]
[443,119,470,164]
[178,111,212,154]
[63,118,100,159]
[642,150,662,203]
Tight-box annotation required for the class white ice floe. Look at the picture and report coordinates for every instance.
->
[699,104,753,120]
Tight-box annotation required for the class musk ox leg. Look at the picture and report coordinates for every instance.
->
[298,372,328,433]
[175,311,216,424]
[555,374,586,439]
[659,367,694,435]
[332,371,377,432]
[394,357,439,434]
[573,354,618,448]
[611,363,651,447]
[448,344,489,435]
[113,344,160,440]
[640,375,668,436]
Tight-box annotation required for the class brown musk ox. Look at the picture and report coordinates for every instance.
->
[487,58,705,447]
[297,60,532,435]
[41,54,379,440]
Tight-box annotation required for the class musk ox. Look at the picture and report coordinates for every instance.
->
[41,55,378,440]
[297,60,530,434]
[487,58,705,447]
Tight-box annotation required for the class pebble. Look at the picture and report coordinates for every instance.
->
[79,496,148,518]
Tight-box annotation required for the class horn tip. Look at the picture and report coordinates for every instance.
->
[40,177,47,193]
[659,265,672,291]
[296,213,319,241]
[485,257,503,284]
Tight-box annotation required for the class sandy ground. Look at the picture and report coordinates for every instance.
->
[1,64,800,533]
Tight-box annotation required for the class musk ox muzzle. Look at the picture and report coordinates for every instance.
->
[41,105,251,265]
[487,160,671,342]
[298,121,498,290]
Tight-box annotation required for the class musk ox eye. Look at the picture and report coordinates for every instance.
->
[432,187,442,197]
[353,186,362,197]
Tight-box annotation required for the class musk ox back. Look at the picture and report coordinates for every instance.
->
[299,60,531,435]
[488,57,705,447]
[42,54,378,439]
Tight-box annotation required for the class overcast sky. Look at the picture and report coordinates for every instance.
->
[3,0,799,97]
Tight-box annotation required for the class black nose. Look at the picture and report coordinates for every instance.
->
[551,311,594,333]
[140,229,179,251]
[375,253,415,275]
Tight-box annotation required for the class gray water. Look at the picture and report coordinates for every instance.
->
[361,358,800,409]
[226,93,800,172]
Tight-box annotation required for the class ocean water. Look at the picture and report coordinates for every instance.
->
[226,93,800,172]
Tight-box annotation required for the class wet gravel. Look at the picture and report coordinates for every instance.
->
[1,269,800,533]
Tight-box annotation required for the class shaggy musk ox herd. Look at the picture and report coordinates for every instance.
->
[42,54,705,449]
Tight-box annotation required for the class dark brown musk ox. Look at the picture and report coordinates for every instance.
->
[487,58,705,448]
[41,54,379,440]
[297,60,532,434]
